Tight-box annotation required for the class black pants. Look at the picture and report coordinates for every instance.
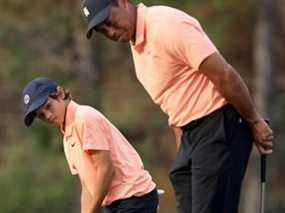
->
[169,105,253,213]
[102,189,159,213]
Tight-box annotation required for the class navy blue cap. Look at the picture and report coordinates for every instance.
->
[80,0,111,39]
[22,77,57,127]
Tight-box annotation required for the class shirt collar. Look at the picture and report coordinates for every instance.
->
[61,100,78,137]
[132,3,147,48]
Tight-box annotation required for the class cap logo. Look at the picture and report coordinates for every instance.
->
[24,94,30,105]
[83,6,91,17]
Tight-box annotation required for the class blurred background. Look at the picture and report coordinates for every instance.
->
[0,0,284,212]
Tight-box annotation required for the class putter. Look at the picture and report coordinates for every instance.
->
[260,154,266,213]
[260,119,270,213]
[157,189,165,212]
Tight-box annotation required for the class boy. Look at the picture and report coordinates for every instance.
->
[22,77,158,213]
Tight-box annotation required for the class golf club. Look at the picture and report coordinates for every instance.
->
[260,119,270,213]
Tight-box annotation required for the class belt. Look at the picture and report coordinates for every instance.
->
[181,104,237,131]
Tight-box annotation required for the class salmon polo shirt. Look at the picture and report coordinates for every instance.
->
[62,101,156,206]
[131,4,227,127]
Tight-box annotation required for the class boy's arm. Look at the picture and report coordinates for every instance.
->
[79,150,115,213]
[81,182,95,213]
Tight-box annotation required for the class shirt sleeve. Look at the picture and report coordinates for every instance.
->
[158,16,218,71]
[75,109,111,152]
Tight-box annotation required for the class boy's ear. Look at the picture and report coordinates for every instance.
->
[56,86,65,100]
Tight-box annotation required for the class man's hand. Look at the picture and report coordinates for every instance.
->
[249,119,274,154]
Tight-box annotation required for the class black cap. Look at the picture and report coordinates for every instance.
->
[80,0,111,39]
[22,77,57,127]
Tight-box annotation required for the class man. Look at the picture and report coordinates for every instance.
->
[22,77,158,213]
[80,0,274,212]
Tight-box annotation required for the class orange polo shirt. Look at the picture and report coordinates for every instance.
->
[62,101,156,206]
[131,4,227,127]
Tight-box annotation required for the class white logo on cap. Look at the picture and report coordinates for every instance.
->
[24,94,30,105]
[83,7,91,17]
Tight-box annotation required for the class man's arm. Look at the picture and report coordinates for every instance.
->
[199,52,273,154]
[80,150,115,213]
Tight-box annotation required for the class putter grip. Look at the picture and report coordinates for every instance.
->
[261,154,266,183]
[261,119,270,183]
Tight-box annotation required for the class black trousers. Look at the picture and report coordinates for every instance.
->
[169,105,253,213]
[102,189,158,213]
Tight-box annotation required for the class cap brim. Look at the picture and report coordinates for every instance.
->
[86,5,111,39]
[24,94,49,127]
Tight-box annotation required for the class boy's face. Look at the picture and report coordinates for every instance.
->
[36,96,66,128]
